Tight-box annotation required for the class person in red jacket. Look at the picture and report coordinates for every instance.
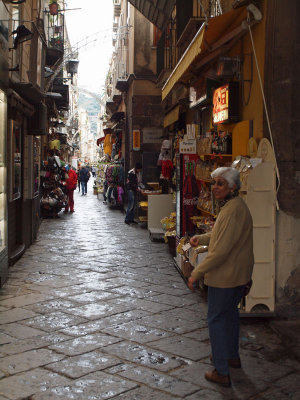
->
[64,166,78,213]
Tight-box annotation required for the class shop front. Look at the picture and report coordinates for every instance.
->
[159,4,277,315]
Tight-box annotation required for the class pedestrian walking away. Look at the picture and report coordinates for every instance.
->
[79,164,90,195]
[124,162,142,225]
[77,167,81,192]
[187,167,254,387]
[64,166,78,213]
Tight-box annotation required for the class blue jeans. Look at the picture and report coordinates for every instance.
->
[81,181,87,194]
[207,285,245,376]
[125,190,136,222]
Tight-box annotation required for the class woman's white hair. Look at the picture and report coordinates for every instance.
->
[211,167,241,190]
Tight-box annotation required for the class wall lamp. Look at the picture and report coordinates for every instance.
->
[9,24,34,50]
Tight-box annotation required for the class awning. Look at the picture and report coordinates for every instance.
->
[127,0,175,31]
[162,6,249,100]
[12,82,44,104]
[163,105,179,128]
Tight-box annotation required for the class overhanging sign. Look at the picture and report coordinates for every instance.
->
[213,85,229,124]
[212,82,239,124]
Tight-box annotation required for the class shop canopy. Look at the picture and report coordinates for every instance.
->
[162,5,253,100]
[127,0,175,31]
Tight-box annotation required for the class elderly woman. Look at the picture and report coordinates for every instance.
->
[188,167,254,387]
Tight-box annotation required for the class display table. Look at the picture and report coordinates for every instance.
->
[140,193,175,241]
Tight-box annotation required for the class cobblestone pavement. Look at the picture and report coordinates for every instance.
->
[0,182,300,400]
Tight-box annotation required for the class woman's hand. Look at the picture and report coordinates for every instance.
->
[187,276,197,291]
[190,236,199,247]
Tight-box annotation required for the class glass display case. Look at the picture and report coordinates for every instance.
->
[0,90,7,254]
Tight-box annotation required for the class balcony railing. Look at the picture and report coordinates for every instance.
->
[156,23,177,78]
[45,10,65,53]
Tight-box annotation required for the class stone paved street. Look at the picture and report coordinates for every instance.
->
[0,182,300,399]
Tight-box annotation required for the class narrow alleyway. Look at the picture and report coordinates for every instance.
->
[0,181,299,400]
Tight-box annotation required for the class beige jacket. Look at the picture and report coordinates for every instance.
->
[191,196,254,288]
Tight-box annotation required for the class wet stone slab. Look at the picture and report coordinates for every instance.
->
[0,349,65,375]
[162,307,207,322]
[0,308,38,325]
[59,309,152,337]
[183,328,210,341]
[185,389,236,400]
[30,370,138,400]
[140,313,206,334]
[107,385,180,400]
[102,341,188,372]
[0,322,47,339]
[66,290,121,304]
[0,293,53,308]
[149,335,210,361]
[0,367,71,399]
[0,332,14,345]
[64,302,133,320]
[100,321,173,343]
[108,286,161,299]
[0,332,71,356]
[48,333,122,356]
[24,298,81,314]
[116,364,200,397]
[116,298,174,313]
[46,349,121,378]
[147,293,200,307]
[21,311,87,332]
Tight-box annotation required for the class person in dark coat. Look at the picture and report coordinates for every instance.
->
[79,165,90,195]
[124,162,142,224]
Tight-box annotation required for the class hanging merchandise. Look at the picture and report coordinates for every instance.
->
[161,159,173,180]
[103,163,125,208]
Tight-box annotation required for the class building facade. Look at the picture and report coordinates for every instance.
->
[0,0,79,285]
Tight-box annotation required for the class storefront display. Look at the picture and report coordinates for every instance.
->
[102,162,124,208]
[40,151,67,218]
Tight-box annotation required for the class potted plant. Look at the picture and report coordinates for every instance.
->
[49,0,59,15]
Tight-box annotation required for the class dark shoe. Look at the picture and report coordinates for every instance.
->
[124,221,130,225]
[131,220,138,224]
[70,210,74,213]
[63,211,68,214]
[228,358,241,369]
[205,369,231,387]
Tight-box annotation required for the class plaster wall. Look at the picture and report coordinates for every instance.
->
[133,8,155,75]
[276,211,300,305]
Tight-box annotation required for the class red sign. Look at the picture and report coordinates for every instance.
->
[133,130,140,151]
[213,85,229,124]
